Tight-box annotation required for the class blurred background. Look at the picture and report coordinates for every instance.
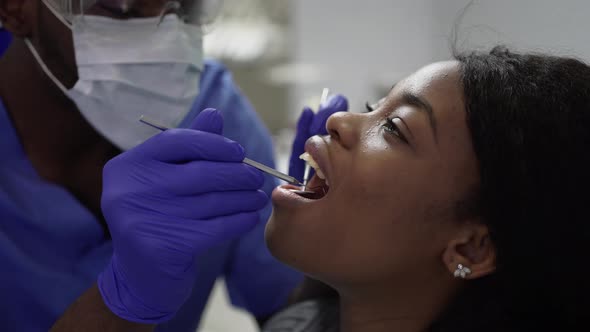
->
[198,0,590,331]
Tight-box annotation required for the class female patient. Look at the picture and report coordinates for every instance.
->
[264,47,590,332]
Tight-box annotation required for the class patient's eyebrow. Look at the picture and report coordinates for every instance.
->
[400,91,438,141]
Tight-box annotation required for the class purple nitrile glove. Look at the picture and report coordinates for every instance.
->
[98,109,268,323]
[289,95,349,182]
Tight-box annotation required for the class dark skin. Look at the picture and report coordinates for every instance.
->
[49,285,154,332]
[0,1,320,330]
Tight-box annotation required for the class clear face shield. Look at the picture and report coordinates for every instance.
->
[42,0,216,27]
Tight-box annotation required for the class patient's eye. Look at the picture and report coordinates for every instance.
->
[383,118,408,144]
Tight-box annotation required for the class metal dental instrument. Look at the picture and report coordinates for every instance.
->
[302,164,311,189]
[291,88,331,196]
[139,116,304,186]
[292,165,315,196]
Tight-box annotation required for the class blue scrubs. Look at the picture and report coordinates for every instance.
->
[0,30,10,56]
[0,33,302,331]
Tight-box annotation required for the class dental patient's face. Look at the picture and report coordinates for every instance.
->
[266,61,480,288]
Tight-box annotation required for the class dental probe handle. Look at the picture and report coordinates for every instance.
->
[242,158,302,186]
[139,116,303,186]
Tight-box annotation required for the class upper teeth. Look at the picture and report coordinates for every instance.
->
[300,152,326,180]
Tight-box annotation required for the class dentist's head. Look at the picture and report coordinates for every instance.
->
[0,0,208,150]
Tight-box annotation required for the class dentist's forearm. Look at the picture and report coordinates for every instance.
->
[50,284,155,332]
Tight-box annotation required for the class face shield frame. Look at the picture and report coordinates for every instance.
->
[42,0,220,26]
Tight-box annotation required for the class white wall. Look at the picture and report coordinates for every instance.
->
[290,0,590,116]
[432,0,590,59]
[291,0,440,115]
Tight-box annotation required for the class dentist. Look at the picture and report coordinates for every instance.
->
[0,0,348,330]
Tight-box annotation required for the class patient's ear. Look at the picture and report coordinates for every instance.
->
[0,0,35,37]
[442,222,496,280]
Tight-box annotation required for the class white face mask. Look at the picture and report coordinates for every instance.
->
[25,3,204,150]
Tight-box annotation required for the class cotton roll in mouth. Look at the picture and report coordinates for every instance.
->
[300,152,326,180]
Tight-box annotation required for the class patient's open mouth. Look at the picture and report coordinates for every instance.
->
[293,174,329,199]
[292,152,330,200]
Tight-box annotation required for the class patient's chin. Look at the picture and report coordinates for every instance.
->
[265,203,344,279]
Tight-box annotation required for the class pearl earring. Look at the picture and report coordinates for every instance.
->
[453,264,472,279]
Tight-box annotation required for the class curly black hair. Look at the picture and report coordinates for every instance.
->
[430,47,590,331]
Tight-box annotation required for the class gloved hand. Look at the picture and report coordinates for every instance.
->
[98,109,268,323]
[289,95,349,182]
